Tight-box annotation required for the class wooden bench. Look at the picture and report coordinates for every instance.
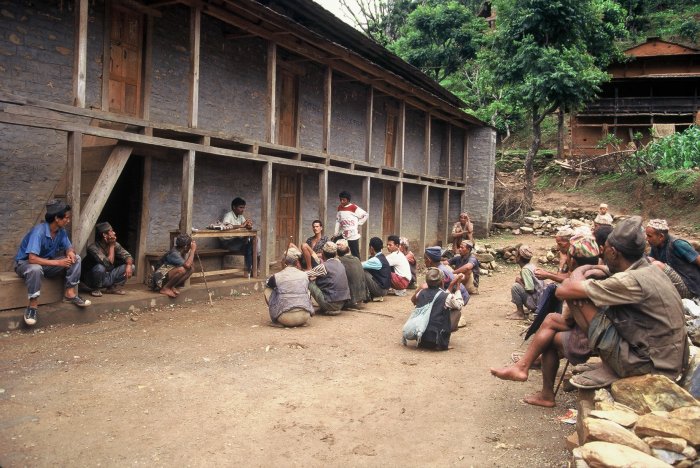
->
[0,272,63,311]
[143,248,247,284]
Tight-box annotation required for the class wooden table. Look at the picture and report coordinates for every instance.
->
[170,229,258,278]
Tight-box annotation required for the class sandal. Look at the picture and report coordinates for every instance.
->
[572,361,603,375]
[570,363,619,389]
[105,287,126,295]
[63,295,91,308]
[91,289,103,297]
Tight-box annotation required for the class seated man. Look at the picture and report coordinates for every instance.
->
[399,237,417,288]
[508,245,544,320]
[646,218,700,299]
[264,251,314,327]
[151,234,197,298]
[83,222,134,296]
[490,234,602,407]
[386,235,412,296]
[559,216,686,388]
[410,268,465,349]
[220,197,260,276]
[336,239,368,308]
[424,246,468,304]
[448,240,480,295]
[14,199,91,326]
[362,237,392,302]
[451,212,473,253]
[308,242,351,315]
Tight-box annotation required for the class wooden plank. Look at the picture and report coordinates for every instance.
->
[446,125,452,179]
[115,0,162,17]
[442,188,449,247]
[266,41,277,143]
[260,162,272,277]
[76,144,134,253]
[318,169,328,230]
[189,7,201,128]
[394,181,403,237]
[420,185,428,255]
[135,156,151,283]
[398,100,405,171]
[365,85,373,163]
[361,176,370,259]
[141,15,154,120]
[66,132,82,247]
[181,149,195,233]
[323,66,332,153]
[425,112,431,175]
[462,132,469,209]
[73,0,88,108]
[101,1,112,112]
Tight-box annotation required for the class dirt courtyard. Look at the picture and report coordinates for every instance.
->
[0,235,577,467]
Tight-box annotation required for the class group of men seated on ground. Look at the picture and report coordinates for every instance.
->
[491,206,700,407]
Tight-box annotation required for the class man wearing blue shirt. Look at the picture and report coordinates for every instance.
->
[14,200,90,326]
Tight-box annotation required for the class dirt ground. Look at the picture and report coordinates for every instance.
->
[0,234,582,467]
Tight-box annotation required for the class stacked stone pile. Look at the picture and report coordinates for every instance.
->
[571,374,700,467]
[492,209,627,237]
[492,243,559,267]
[474,244,499,276]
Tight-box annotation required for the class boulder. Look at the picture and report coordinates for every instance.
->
[578,441,671,468]
[583,418,651,454]
[682,445,696,459]
[589,409,639,428]
[643,437,687,453]
[680,349,700,398]
[611,375,699,414]
[475,253,495,263]
[523,216,537,224]
[651,448,687,465]
[520,226,534,233]
[512,229,521,235]
[669,406,700,421]
[528,210,543,217]
[634,413,700,446]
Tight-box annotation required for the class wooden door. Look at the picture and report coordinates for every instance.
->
[275,173,300,258]
[382,184,395,236]
[384,106,398,166]
[108,6,143,116]
[278,69,298,147]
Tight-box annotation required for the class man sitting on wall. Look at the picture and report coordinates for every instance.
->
[362,237,391,302]
[646,218,700,299]
[336,239,368,308]
[83,222,134,297]
[221,197,260,276]
[386,235,412,296]
[448,240,480,295]
[264,250,314,327]
[14,199,91,326]
[308,242,351,315]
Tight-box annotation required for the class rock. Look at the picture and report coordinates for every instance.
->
[634,413,700,446]
[583,418,651,454]
[589,409,639,428]
[570,219,586,227]
[546,251,555,261]
[643,437,687,453]
[528,210,543,216]
[512,229,521,235]
[594,388,615,404]
[578,441,671,468]
[566,432,581,451]
[669,406,700,421]
[571,447,590,468]
[680,350,700,398]
[520,226,533,233]
[493,222,520,230]
[523,216,537,224]
[475,253,495,263]
[682,445,696,459]
[611,375,699,414]
[675,460,693,468]
[652,448,686,465]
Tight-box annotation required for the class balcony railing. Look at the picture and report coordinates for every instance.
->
[581,97,697,115]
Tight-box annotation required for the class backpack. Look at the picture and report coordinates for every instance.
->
[402,290,446,346]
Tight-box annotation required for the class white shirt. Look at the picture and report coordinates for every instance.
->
[386,250,412,281]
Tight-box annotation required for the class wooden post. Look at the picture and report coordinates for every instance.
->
[67,132,82,248]
[319,169,328,229]
[365,85,373,163]
[446,125,452,179]
[135,156,152,283]
[142,15,154,120]
[181,150,195,234]
[361,176,370,259]
[420,185,429,254]
[442,188,450,247]
[73,0,88,108]
[398,101,406,171]
[261,162,273,277]
[425,112,431,175]
[462,132,470,210]
[266,42,277,144]
[188,7,201,128]
[100,1,111,112]
[394,181,403,237]
[322,66,332,153]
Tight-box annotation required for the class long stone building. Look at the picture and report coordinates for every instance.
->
[0,0,496,287]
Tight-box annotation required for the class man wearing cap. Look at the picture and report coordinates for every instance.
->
[264,251,314,327]
[410,267,465,349]
[308,242,351,315]
[334,191,368,259]
[448,240,480,295]
[83,222,134,296]
[451,212,474,253]
[646,218,700,299]
[556,216,687,388]
[508,245,544,320]
[336,239,368,308]
[362,237,392,302]
[386,235,412,296]
[14,199,90,326]
[424,246,469,303]
[150,233,197,298]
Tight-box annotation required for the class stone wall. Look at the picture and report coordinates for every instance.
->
[329,77,367,160]
[298,63,324,152]
[466,126,496,237]
[404,107,425,174]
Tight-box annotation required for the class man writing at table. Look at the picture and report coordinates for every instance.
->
[221,197,260,276]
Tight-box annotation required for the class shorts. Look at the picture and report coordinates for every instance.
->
[561,325,591,365]
[588,311,654,378]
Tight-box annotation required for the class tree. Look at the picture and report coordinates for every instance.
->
[339,0,418,46]
[486,0,626,212]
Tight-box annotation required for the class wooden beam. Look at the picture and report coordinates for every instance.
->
[398,100,405,171]
[462,132,469,209]
[225,32,257,40]
[135,156,152,283]
[76,145,134,253]
[420,185,428,254]
[188,7,201,128]
[180,149,195,234]
[365,85,373,163]
[142,15,154,120]
[72,0,88,108]
[261,162,273,277]
[442,188,449,247]
[361,176,370,259]
[318,169,328,230]
[394,181,403,237]
[115,0,163,17]
[101,1,112,112]
[266,41,277,144]
[66,132,82,248]
[425,112,431,175]
[322,66,332,153]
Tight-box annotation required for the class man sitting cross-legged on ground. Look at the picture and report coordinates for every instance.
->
[151,234,197,298]
[83,222,134,297]
[448,240,480,295]
[424,246,469,304]
[399,237,417,288]
[336,238,368,308]
[410,268,465,350]
[264,250,314,327]
[362,237,392,302]
[490,234,602,407]
[507,245,544,320]
[386,235,412,296]
[308,242,351,315]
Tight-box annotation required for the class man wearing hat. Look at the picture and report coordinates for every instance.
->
[336,239,368,308]
[646,218,700,299]
[508,245,544,320]
[14,199,90,326]
[556,216,687,388]
[308,242,351,315]
[448,240,480,295]
[424,245,469,303]
[83,222,134,296]
[264,250,314,327]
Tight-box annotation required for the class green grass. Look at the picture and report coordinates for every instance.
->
[653,169,700,191]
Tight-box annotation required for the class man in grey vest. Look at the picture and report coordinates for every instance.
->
[556,216,687,388]
[308,242,351,315]
[336,238,368,308]
[646,218,700,299]
[264,251,314,327]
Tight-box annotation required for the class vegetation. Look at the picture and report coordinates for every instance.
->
[631,126,700,171]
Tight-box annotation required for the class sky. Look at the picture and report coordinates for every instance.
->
[311,0,362,28]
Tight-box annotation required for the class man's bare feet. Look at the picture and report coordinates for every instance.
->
[490,366,528,382]
[506,312,527,320]
[160,288,177,298]
[523,391,555,408]
[172,287,180,296]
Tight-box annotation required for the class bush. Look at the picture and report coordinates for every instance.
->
[629,125,700,170]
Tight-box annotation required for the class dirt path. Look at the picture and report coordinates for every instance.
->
[0,235,577,467]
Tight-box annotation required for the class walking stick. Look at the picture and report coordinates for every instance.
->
[196,251,214,306]
[553,359,570,399]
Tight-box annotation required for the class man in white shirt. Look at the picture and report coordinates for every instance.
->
[334,191,368,258]
[386,235,412,296]
[221,197,259,275]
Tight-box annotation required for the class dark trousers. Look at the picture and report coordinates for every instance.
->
[85,264,130,289]
[221,237,260,271]
[348,239,360,259]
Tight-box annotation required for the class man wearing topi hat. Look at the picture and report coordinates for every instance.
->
[308,242,351,315]
[508,244,544,320]
[646,218,700,299]
[14,199,90,326]
[264,249,314,327]
[82,222,134,296]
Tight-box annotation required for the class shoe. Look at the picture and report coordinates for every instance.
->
[570,363,619,389]
[91,289,103,297]
[371,296,384,302]
[394,289,407,296]
[105,287,126,295]
[63,295,91,308]
[24,307,38,326]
